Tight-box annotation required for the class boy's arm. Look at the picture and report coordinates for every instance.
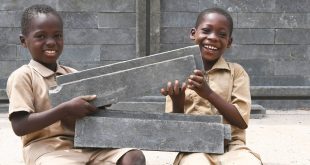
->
[188,70,248,129]
[10,95,97,136]
[200,90,247,129]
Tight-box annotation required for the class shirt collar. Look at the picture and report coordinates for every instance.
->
[207,57,230,73]
[29,60,68,77]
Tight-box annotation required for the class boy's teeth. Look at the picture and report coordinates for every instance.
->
[45,50,55,54]
[204,45,218,50]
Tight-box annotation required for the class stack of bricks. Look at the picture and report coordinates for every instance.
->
[49,45,232,153]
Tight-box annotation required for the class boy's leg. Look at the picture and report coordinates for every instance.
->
[173,153,216,165]
[35,148,145,165]
[117,150,145,165]
[89,148,145,165]
[35,149,93,165]
[214,145,262,165]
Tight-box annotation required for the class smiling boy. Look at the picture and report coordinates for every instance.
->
[6,4,145,165]
[161,8,262,165]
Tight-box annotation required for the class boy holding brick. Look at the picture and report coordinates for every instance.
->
[6,4,145,165]
[161,8,262,165]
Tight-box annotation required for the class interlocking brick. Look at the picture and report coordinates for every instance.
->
[75,110,230,153]
[56,45,202,85]
[49,55,196,107]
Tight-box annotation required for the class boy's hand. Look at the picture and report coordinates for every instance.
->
[161,80,186,113]
[62,95,97,119]
[187,70,213,98]
[161,80,186,98]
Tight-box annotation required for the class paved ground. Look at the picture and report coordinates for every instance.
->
[0,110,309,165]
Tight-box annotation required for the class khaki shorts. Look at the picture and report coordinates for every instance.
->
[35,148,133,165]
[23,137,134,165]
[173,144,262,165]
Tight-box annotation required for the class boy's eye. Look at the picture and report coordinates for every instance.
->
[202,28,211,34]
[35,34,46,39]
[54,33,63,39]
[218,31,227,37]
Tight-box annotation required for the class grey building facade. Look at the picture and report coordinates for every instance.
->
[1,0,310,89]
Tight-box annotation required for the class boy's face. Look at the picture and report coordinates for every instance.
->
[20,13,63,69]
[190,12,232,63]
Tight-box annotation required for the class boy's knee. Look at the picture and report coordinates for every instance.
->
[117,150,145,165]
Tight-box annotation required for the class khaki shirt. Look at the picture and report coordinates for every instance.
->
[165,57,251,145]
[6,60,76,161]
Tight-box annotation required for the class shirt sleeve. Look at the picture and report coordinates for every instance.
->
[165,96,173,113]
[6,67,35,119]
[231,63,251,125]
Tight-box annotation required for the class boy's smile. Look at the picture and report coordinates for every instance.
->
[20,13,63,71]
[190,12,232,68]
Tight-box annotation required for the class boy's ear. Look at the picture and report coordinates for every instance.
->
[190,28,196,40]
[19,34,27,48]
[227,37,233,48]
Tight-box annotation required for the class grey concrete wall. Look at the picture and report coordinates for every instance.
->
[160,0,310,86]
[0,0,137,88]
[1,0,310,89]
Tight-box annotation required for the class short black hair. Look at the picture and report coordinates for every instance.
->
[21,4,63,35]
[195,8,233,37]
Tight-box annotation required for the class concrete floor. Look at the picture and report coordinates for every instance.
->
[0,110,309,165]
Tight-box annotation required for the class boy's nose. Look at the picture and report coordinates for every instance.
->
[207,32,218,40]
[46,37,56,47]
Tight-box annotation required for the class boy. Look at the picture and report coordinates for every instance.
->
[161,8,262,164]
[6,4,145,165]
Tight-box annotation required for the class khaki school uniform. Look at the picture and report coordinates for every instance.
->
[165,57,262,165]
[7,60,132,165]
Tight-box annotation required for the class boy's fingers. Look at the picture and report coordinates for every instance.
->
[188,79,201,88]
[167,82,174,95]
[88,105,97,112]
[79,95,97,101]
[189,74,204,83]
[174,80,180,95]
[187,84,194,90]
[160,88,168,96]
[85,101,98,113]
[194,69,204,76]
[181,82,187,91]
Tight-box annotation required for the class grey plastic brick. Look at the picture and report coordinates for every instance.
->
[75,111,230,153]
[49,55,196,107]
